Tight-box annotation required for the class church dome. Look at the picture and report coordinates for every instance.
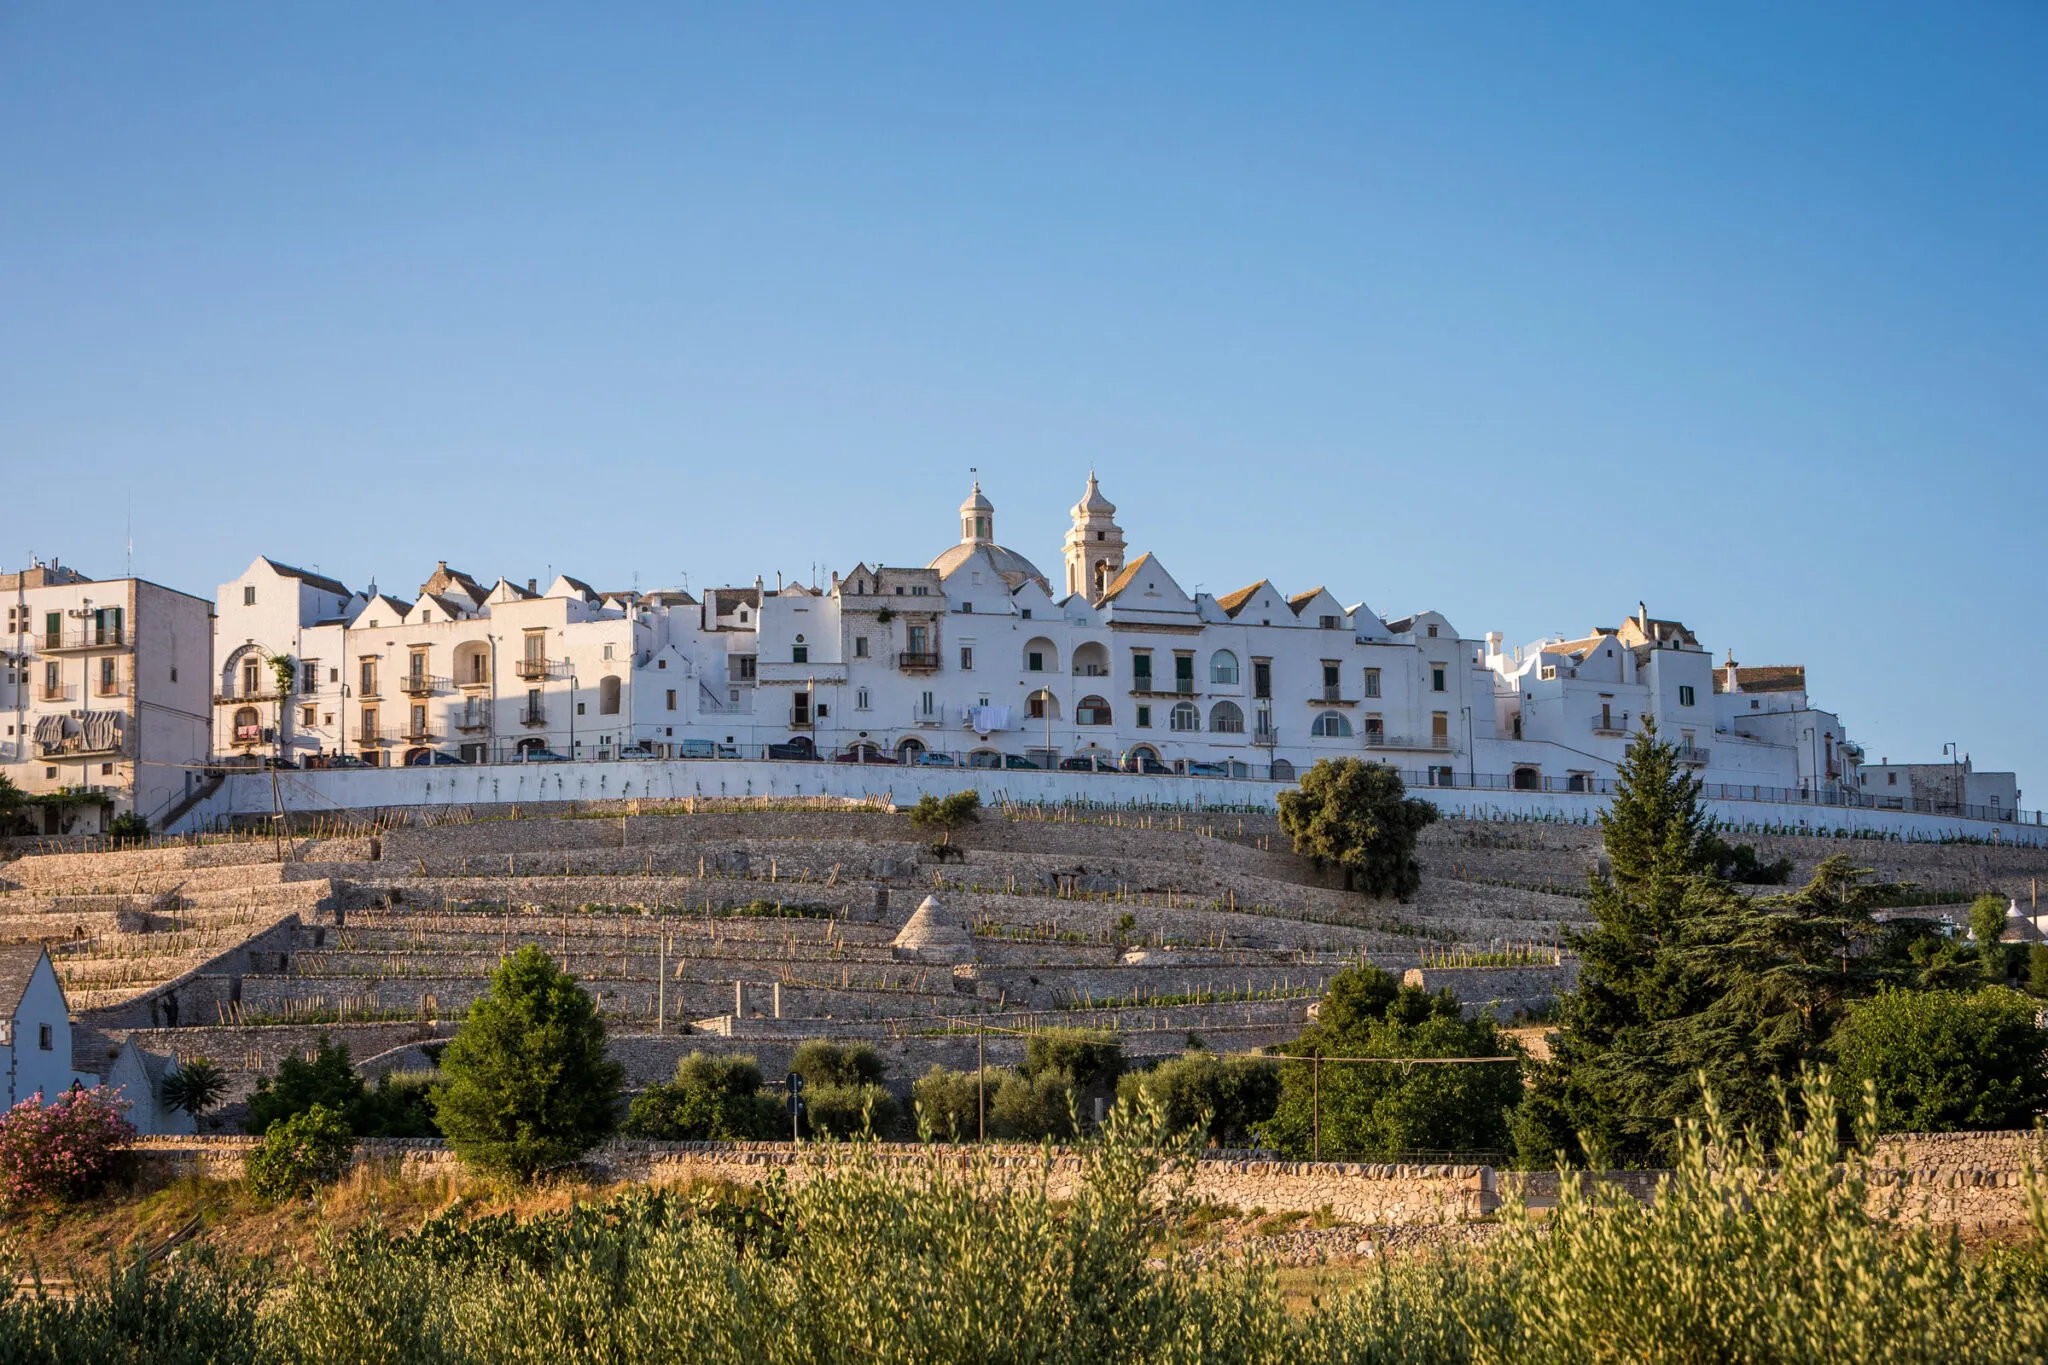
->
[930,478,1049,591]
[960,482,995,516]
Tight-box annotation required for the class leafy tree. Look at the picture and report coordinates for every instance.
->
[104,811,151,844]
[160,1058,228,1123]
[1275,758,1438,899]
[1972,894,2012,979]
[790,1040,886,1090]
[990,1068,1087,1140]
[909,789,980,844]
[433,946,624,1177]
[246,1104,354,1202]
[2030,944,2048,999]
[356,1072,441,1138]
[1830,987,2048,1133]
[244,1036,366,1134]
[623,1052,780,1141]
[911,1064,1006,1141]
[1023,1028,1124,1091]
[1698,832,1793,885]
[802,1082,900,1139]
[1115,1051,1280,1145]
[1259,965,1523,1159]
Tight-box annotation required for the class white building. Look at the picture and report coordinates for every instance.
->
[1860,753,2019,822]
[1,946,97,1107]
[191,475,2045,819]
[2,558,213,830]
[103,1037,197,1135]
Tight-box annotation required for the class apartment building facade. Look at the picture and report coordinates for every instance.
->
[0,558,212,830]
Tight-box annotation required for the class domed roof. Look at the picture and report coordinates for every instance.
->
[960,481,994,515]
[1072,471,1115,519]
[928,541,1048,590]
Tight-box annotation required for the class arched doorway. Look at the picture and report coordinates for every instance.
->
[1269,759,1296,782]
[896,736,926,764]
[1513,767,1541,791]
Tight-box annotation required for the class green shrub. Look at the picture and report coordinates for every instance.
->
[992,1068,1086,1140]
[1116,1053,1280,1145]
[244,1035,366,1135]
[911,1064,1008,1141]
[908,789,980,835]
[433,946,624,1177]
[1275,757,1438,899]
[159,1058,228,1124]
[623,1052,781,1141]
[2030,943,2048,998]
[246,1103,355,1202]
[103,810,151,845]
[789,1040,885,1090]
[1023,1028,1124,1089]
[802,1082,900,1139]
[1829,987,2048,1132]
[355,1072,441,1139]
[0,1247,263,1365]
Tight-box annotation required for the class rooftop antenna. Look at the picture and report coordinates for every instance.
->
[125,489,133,577]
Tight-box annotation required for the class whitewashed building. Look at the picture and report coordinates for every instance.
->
[2,558,213,830]
[1,946,98,1107]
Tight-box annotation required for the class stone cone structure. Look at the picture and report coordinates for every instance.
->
[892,894,975,963]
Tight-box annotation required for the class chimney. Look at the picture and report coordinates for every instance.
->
[1637,600,1648,628]
[1723,649,1739,694]
[527,578,536,594]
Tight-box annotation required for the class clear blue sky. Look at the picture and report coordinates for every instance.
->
[5,4,2044,791]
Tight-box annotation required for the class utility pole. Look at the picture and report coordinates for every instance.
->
[1312,1051,1321,1162]
[656,915,666,1034]
[977,1018,986,1143]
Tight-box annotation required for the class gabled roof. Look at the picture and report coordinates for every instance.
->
[488,577,538,602]
[1288,587,1327,616]
[1715,665,1807,695]
[419,561,485,603]
[0,946,52,1017]
[1098,553,1156,604]
[260,557,352,598]
[1215,580,1274,618]
[551,574,600,601]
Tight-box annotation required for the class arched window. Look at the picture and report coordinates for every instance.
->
[1026,689,1060,721]
[232,706,261,743]
[1076,695,1112,726]
[1023,637,1058,673]
[1169,702,1200,732]
[598,675,622,715]
[1072,642,1110,678]
[1269,759,1296,782]
[1566,773,1587,793]
[1311,711,1352,738]
[1209,650,1239,686]
[1209,701,1245,734]
[453,641,489,686]
[1514,767,1541,791]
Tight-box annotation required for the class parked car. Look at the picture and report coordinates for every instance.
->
[515,748,571,763]
[1059,756,1113,773]
[998,754,1041,771]
[834,745,899,764]
[913,753,958,767]
[1120,752,1171,775]
[767,737,818,761]
[679,739,739,759]
[1182,761,1230,777]
[407,751,469,767]
[314,753,371,770]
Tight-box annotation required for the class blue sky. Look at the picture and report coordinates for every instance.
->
[5,4,2044,790]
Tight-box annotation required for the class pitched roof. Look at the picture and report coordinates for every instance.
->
[1288,587,1328,616]
[1215,581,1271,618]
[0,946,50,1016]
[556,575,600,600]
[1098,553,1155,604]
[1715,665,1807,695]
[260,557,352,597]
[419,561,486,602]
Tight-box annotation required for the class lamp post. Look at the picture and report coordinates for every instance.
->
[1944,741,1961,817]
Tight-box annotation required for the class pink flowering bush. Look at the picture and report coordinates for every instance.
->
[0,1085,135,1205]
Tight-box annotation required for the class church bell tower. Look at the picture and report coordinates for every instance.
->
[1063,471,1125,603]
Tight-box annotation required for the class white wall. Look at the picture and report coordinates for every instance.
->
[5,954,75,1106]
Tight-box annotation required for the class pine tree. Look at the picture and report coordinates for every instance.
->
[433,945,624,1177]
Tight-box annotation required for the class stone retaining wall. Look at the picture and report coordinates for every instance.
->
[123,1135,1495,1225]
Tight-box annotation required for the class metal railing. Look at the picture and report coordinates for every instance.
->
[898,652,941,670]
[1591,715,1629,735]
[401,673,449,696]
[518,707,547,727]
[1674,744,1711,766]
[515,657,558,681]
[40,683,77,703]
[35,627,129,653]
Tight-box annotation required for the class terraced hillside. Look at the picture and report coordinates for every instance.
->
[25,801,2021,1114]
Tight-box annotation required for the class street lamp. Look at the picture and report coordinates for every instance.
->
[1944,741,1961,816]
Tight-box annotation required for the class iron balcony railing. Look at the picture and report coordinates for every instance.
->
[897,652,941,670]
[518,706,548,727]
[1591,715,1630,735]
[40,683,77,703]
[401,673,449,696]
[515,657,562,681]
[36,627,130,654]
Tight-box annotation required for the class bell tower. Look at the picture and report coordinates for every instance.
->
[1063,471,1125,603]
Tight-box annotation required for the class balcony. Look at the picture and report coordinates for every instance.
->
[401,673,448,697]
[36,628,131,656]
[1591,716,1629,737]
[40,733,128,760]
[356,727,387,746]
[232,723,265,745]
[1251,728,1277,748]
[1675,744,1711,766]
[92,678,128,699]
[515,657,563,682]
[898,652,941,671]
[455,712,492,733]
[1362,733,1454,750]
[40,683,77,703]
[214,691,279,706]
[518,707,548,728]
[1311,690,1357,706]
[456,671,493,691]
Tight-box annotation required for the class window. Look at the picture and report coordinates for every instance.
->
[361,705,378,738]
[1209,700,1244,733]
[243,586,256,606]
[854,636,869,658]
[1888,772,1897,786]
[1431,665,1446,693]
[233,706,261,741]
[1021,608,1032,620]
[911,585,929,596]
[1027,651,1044,672]
[1210,651,1238,685]
[410,704,427,734]
[1311,711,1352,737]
[856,688,870,710]
[1136,704,1152,728]
[1427,624,1439,637]
[736,656,757,680]
[665,689,677,711]
[961,602,973,613]
[1678,685,1696,707]
[329,667,339,683]
[1252,660,1271,699]
[1174,654,1194,693]
[1131,652,1152,689]
[44,612,59,647]
[740,609,749,622]
[1077,695,1111,725]
[44,661,58,697]
[38,1023,52,1051]
[244,659,262,696]
[577,702,586,715]
[920,689,935,717]
[1363,667,1381,698]
[1433,712,1450,746]
[99,657,115,694]
[658,658,667,669]
[360,659,377,697]
[895,586,905,595]
[598,676,622,715]
[959,646,973,670]
[794,692,811,725]
[1320,615,1341,630]
[302,705,316,726]
[793,643,808,664]
[1170,702,1200,731]
[101,762,112,775]
[603,643,614,660]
